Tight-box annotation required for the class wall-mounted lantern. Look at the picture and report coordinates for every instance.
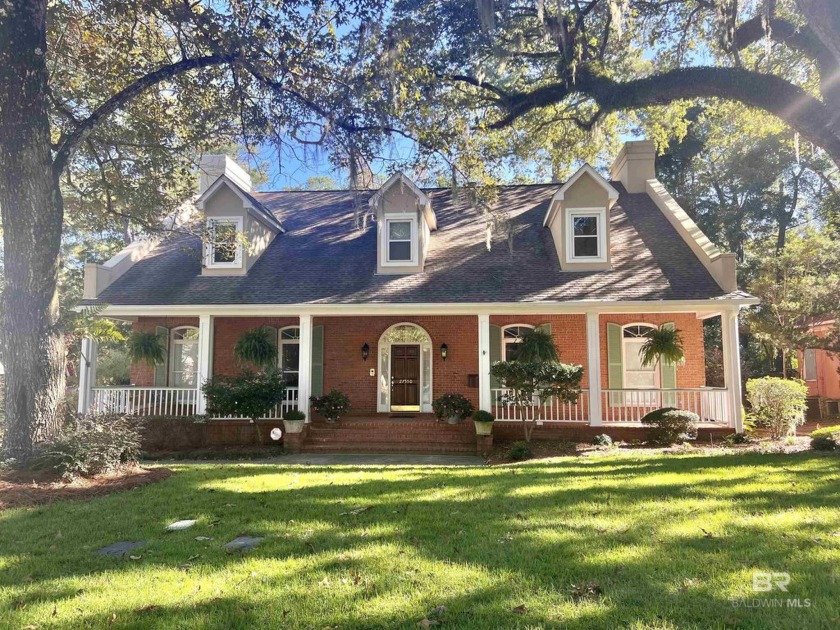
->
[361,342,370,361]
[440,343,448,361]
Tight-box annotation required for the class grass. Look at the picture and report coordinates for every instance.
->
[1,451,839,629]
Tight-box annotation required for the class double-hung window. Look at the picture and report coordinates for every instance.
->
[803,349,817,381]
[279,327,300,386]
[383,216,417,265]
[205,217,243,268]
[566,208,607,263]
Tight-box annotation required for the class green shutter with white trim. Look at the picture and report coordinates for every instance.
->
[153,326,169,386]
[311,325,324,397]
[489,324,502,389]
[606,322,623,405]
[660,322,677,406]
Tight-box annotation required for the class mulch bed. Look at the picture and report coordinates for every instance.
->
[0,465,172,511]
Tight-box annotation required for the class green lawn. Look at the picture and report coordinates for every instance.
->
[1,452,839,629]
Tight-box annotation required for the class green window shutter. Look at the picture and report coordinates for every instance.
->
[606,322,623,405]
[660,322,677,406]
[489,324,502,389]
[153,326,169,386]
[311,325,324,398]
[535,322,551,335]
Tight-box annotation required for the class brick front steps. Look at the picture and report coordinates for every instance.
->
[300,417,477,454]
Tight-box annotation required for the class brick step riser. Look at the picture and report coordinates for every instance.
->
[301,444,476,454]
[306,435,475,444]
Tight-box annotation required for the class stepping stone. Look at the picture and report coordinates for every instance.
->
[95,541,148,558]
[166,519,197,532]
[225,536,264,552]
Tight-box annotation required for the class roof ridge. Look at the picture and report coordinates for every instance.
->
[256,182,564,195]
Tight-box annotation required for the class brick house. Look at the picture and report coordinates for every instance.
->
[78,141,756,451]
[798,320,840,419]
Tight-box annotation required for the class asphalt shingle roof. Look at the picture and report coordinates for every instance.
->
[93,182,730,306]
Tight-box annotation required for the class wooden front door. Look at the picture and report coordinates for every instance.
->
[391,344,420,411]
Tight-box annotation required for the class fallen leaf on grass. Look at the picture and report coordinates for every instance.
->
[195,536,212,541]
[512,604,528,614]
[129,555,142,561]
[417,620,440,628]
[571,581,602,602]
[340,506,373,516]
[701,528,715,538]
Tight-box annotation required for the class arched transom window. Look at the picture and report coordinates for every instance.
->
[502,325,534,362]
[623,324,658,388]
[170,326,199,387]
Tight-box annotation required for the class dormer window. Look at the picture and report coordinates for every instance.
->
[383,215,418,265]
[205,217,243,269]
[566,208,607,263]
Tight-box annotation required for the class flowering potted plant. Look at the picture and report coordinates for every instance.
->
[310,389,351,423]
[432,393,475,424]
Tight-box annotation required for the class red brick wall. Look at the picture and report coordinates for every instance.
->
[599,313,706,388]
[213,317,299,377]
[129,312,705,401]
[317,315,479,414]
[130,317,199,385]
[490,315,589,386]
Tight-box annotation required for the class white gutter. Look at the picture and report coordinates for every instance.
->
[94,297,758,319]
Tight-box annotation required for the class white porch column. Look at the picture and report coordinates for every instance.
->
[721,309,744,432]
[77,337,98,413]
[586,312,603,426]
[478,314,491,411]
[195,315,214,414]
[298,314,313,421]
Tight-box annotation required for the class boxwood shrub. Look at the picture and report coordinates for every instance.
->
[641,407,699,446]
[810,425,840,451]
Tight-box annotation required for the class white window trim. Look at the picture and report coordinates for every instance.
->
[566,207,607,264]
[381,213,419,267]
[501,324,535,362]
[205,216,244,269]
[621,323,660,390]
[803,348,817,381]
[278,326,300,383]
[169,326,200,387]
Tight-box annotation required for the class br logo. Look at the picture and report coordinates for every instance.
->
[753,572,790,592]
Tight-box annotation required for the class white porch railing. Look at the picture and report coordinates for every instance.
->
[492,388,589,423]
[601,388,730,425]
[90,387,198,416]
[210,387,299,420]
[88,386,299,419]
[491,387,731,426]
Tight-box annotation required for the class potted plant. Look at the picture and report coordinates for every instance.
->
[310,389,351,423]
[472,409,495,435]
[432,393,475,424]
[234,326,278,369]
[126,330,166,366]
[283,409,306,433]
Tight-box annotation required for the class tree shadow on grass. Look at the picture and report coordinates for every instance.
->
[0,450,838,628]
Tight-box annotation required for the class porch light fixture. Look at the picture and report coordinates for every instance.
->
[361,342,370,361]
[440,343,448,361]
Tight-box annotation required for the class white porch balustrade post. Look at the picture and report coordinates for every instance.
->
[478,314,491,412]
[298,314,313,421]
[586,312,603,426]
[721,309,744,432]
[196,315,214,414]
[77,337,98,413]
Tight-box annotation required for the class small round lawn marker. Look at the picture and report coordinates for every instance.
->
[270,427,283,441]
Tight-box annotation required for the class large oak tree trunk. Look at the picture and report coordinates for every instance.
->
[0,0,67,459]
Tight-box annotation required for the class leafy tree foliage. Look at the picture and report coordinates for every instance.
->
[742,230,840,376]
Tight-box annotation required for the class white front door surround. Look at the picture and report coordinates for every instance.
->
[377,322,433,413]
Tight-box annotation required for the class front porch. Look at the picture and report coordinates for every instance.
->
[78,309,745,447]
